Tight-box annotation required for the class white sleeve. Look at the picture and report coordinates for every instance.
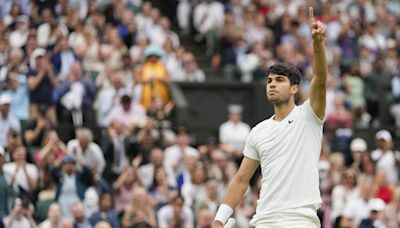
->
[302,99,325,125]
[242,130,259,161]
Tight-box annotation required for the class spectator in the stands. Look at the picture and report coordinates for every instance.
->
[27,48,58,125]
[66,128,105,179]
[0,93,20,147]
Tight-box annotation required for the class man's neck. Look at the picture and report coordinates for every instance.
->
[273,102,296,121]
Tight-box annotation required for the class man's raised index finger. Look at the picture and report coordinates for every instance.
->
[309,6,315,25]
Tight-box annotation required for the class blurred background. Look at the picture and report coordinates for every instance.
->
[0,0,399,228]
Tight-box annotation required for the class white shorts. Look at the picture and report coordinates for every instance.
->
[255,220,320,228]
[250,205,321,228]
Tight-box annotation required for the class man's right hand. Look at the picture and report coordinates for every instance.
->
[212,221,223,228]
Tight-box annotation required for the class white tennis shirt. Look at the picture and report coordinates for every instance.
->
[243,100,323,225]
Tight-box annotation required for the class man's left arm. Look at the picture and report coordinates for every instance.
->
[309,7,328,120]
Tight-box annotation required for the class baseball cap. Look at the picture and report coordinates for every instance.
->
[350,138,367,152]
[375,130,392,142]
[228,104,243,114]
[0,94,11,105]
[368,198,385,212]
[31,48,46,59]
[62,155,76,164]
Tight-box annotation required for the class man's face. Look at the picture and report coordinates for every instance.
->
[266,74,297,104]
[0,103,9,116]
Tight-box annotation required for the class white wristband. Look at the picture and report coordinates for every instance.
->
[214,204,234,225]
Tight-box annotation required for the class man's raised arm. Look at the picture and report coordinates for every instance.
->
[309,6,328,120]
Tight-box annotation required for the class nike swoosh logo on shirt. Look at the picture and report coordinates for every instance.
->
[288,120,294,124]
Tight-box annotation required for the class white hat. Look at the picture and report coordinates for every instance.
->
[31,48,46,60]
[375,130,392,142]
[368,198,385,212]
[0,94,11,105]
[350,138,367,152]
[30,48,46,70]
[228,104,243,114]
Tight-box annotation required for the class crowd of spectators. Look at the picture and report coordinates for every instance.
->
[0,0,399,228]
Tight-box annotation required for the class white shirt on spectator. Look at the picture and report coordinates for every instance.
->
[342,197,370,227]
[157,204,194,228]
[0,112,20,147]
[3,216,32,228]
[330,185,360,220]
[3,163,38,192]
[193,1,224,34]
[219,120,250,151]
[67,139,105,176]
[371,149,398,184]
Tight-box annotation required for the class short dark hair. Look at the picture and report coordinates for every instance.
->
[267,63,302,85]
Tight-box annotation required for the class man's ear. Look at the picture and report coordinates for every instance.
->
[290,84,299,95]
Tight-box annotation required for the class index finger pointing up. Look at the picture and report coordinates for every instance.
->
[309,6,315,25]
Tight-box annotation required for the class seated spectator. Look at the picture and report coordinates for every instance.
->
[196,207,214,228]
[0,147,12,218]
[139,147,175,189]
[180,52,205,82]
[88,192,119,228]
[103,94,146,129]
[0,94,20,147]
[71,202,92,228]
[122,186,156,228]
[370,130,398,185]
[359,198,386,228]
[3,198,37,228]
[157,194,193,228]
[3,146,38,194]
[39,203,61,228]
[372,169,394,204]
[149,167,177,210]
[67,128,105,179]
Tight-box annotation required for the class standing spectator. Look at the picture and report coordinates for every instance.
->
[102,120,141,182]
[23,105,52,148]
[140,45,170,110]
[2,69,30,121]
[27,48,58,125]
[219,104,250,160]
[112,166,142,215]
[0,94,20,147]
[67,128,105,179]
[193,0,224,56]
[53,61,96,127]
[50,155,91,218]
